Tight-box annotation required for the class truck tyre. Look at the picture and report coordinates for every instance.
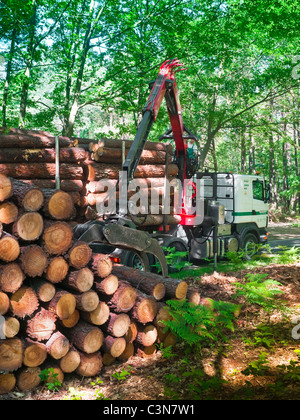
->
[121,251,146,271]
[241,233,259,260]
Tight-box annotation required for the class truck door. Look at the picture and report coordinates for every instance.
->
[252,179,268,228]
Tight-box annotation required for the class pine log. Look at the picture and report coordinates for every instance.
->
[75,351,103,377]
[154,303,172,329]
[41,363,64,385]
[0,373,16,394]
[65,321,104,354]
[12,212,44,241]
[23,339,47,367]
[103,281,137,313]
[42,221,73,255]
[62,268,94,293]
[136,345,157,359]
[0,338,23,372]
[0,174,12,202]
[90,253,113,279]
[85,162,178,182]
[136,324,158,347]
[112,265,165,300]
[0,234,20,262]
[187,288,201,305]
[103,335,126,358]
[20,179,84,192]
[130,214,181,227]
[19,245,48,277]
[66,241,92,269]
[47,290,76,320]
[46,256,69,284]
[94,274,119,296]
[0,201,18,224]
[102,313,130,338]
[59,347,81,373]
[0,130,75,148]
[10,179,44,211]
[0,147,86,163]
[60,309,80,329]
[102,352,115,366]
[130,292,158,324]
[118,342,134,362]
[86,177,170,194]
[100,138,173,153]
[0,163,83,179]
[163,332,177,348]
[16,367,41,391]
[0,292,9,315]
[26,308,56,341]
[31,279,56,303]
[46,331,70,360]
[0,263,25,293]
[1,317,20,338]
[95,147,171,165]
[43,190,75,220]
[80,301,110,326]
[161,278,188,300]
[124,322,138,344]
[74,291,99,312]
[10,286,39,318]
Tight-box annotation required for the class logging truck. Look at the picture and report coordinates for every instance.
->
[74,59,270,275]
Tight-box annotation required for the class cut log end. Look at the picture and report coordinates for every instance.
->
[10,287,39,318]
[0,338,23,372]
[13,212,44,241]
[43,222,73,255]
[44,190,74,220]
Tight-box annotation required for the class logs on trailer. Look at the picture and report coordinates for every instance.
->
[0,173,202,394]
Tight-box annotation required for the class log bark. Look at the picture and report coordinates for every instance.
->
[0,234,20,262]
[19,245,48,277]
[66,241,92,269]
[160,278,188,300]
[136,345,157,359]
[59,347,81,373]
[0,202,18,224]
[118,342,134,362]
[86,177,170,194]
[0,292,9,315]
[46,257,69,284]
[130,214,181,227]
[100,138,173,153]
[10,179,44,211]
[154,303,172,329]
[42,222,73,255]
[94,274,119,296]
[65,321,103,354]
[12,212,44,241]
[80,301,110,326]
[16,367,41,391]
[76,351,102,377]
[0,130,75,148]
[43,190,75,220]
[90,253,113,279]
[0,263,25,293]
[112,265,165,300]
[0,174,13,202]
[20,179,84,192]
[103,281,137,313]
[103,335,126,358]
[130,292,158,324]
[10,286,39,318]
[46,331,70,360]
[0,338,23,372]
[95,147,171,165]
[102,313,130,338]
[124,322,138,344]
[26,308,56,342]
[23,339,47,367]
[61,268,94,293]
[0,163,83,179]
[60,309,80,329]
[0,373,16,394]
[47,290,76,320]
[74,290,99,313]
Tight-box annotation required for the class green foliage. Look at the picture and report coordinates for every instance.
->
[39,368,62,392]
[153,246,192,274]
[163,298,240,351]
[241,352,271,376]
[233,273,285,314]
[111,366,133,381]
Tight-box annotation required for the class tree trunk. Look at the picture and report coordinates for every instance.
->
[66,241,92,269]
[43,190,75,221]
[19,245,48,278]
[93,274,119,296]
[0,202,19,225]
[136,324,158,347]
[0,163,83,180]
[31,279,56,303]
[12,212,44,241]
[74,290,99,312]
[103,281,137,313]
[80,301,110,326]
[64,321,103,354]
[0,338,23,372]
[130,292,158,324]
[90,253,113,279]
[101,313,130,338]
[11,179,44,212]
[16,367,41,392]
[103,335,126,358]
[59,347,81,373]
[46,331,70,360]
[75,351,102,377]
[62,268,94,293]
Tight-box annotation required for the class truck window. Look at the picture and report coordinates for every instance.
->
[253,180,264,201]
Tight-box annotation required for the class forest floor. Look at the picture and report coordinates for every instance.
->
[2,260,299,401]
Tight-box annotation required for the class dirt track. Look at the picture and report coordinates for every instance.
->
[267,221,300,242]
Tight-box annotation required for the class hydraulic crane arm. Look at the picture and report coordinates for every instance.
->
[122,59,187,182]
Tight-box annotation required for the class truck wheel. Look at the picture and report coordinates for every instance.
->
[121,251,146,271]
[241,233,259,260]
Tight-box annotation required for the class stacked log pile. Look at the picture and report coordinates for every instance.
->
[0,174,197,395]
[0,128,181,228]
